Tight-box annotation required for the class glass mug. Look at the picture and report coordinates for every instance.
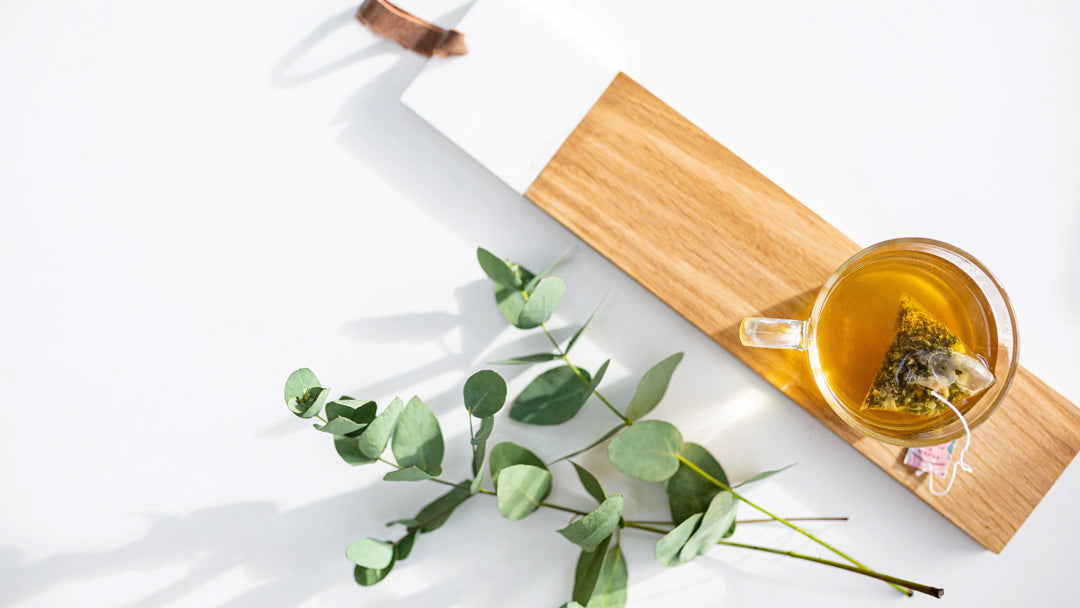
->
[739,238,1018,447]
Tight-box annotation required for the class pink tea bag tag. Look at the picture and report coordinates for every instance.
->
[905,441,957,479]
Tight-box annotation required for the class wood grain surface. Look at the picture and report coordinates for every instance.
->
[525,72,1080,553]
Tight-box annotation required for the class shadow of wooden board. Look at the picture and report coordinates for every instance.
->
[525,72,1080,553]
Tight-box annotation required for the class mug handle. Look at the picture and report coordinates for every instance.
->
[739,318,808,350]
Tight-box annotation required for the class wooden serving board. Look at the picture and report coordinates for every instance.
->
[525,73,1080,553]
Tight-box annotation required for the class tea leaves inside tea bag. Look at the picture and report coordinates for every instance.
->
[861,295,994,416]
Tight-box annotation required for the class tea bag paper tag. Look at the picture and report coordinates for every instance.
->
[905,441,957,479]
[912,392,976,496]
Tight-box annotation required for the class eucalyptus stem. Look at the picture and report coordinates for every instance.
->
[538,500,590,517]
[380,458,841,525]
[622,522,939,598]
[466,411,476,459]
[629,516,849,526]
[676,456,910,597]
[548,422,629,465]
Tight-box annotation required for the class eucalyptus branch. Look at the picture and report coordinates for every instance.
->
[676,455,910,596]
[282,247,946,604]
[386,453,846,528]
[382,459,931,599]
[623,522,940,598]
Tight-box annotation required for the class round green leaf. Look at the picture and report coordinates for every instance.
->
[357,397,404,459]
[625,353,683,421]
[517,276,567,329]
[510,366,594,425]
[477,247,523,289]
[495,464,552,520]
[354,561,393,586]
[490,442,546,486]
[664,442,730,524]
[679,491,737,562]
[654,513,702,567]
[334,436,376,466]
[607,420,683,482]
[463,370,507,418]
[284,368,319,403]
[285,369,328,419]
[391,397,444,476]
[557,495,623,552]
[345,538,394,569]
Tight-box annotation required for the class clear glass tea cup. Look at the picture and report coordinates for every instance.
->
[739,238,1019,447]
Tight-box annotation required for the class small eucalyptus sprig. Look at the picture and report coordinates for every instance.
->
[282,248,944,604]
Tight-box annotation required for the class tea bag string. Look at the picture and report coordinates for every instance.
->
[927,391,974,496]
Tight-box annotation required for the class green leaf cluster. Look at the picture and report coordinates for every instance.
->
[280,247,917,607]
[350,481,472,585]
[284,368,329,419]
[655,490,738,567]
[478,247,566,330]
[298,249,703,606]
[665,443,732,525]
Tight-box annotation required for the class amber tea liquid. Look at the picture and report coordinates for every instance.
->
[814,250,998,439]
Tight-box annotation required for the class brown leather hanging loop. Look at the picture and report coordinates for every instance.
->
[355,0,467,58]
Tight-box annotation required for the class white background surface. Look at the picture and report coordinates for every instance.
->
[1,1,1078,606]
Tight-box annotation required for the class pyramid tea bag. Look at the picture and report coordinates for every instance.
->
[861,294,995,416]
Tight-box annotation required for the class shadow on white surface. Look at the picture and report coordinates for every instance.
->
[0,496,365,607]
[335,278,577,416]
[268,8,394,88]
[0,491,602,607]
[329,45,572,270]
